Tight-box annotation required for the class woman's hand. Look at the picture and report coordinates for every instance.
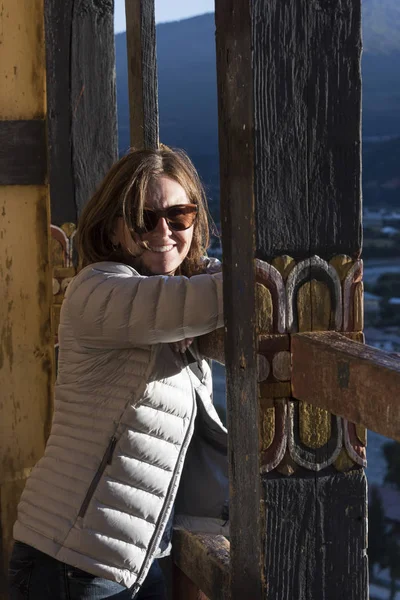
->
[171,338,194,353]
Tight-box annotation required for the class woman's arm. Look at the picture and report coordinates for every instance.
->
[63,264,223,348]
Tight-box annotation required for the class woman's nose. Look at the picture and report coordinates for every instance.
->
[154,216,171,235]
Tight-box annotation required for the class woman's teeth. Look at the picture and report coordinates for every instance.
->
[148,245,175,253]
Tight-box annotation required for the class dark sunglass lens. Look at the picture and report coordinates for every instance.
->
[167,206,197,231]
[143,209,158,231]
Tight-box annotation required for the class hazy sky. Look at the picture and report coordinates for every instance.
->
[114,0,214,32]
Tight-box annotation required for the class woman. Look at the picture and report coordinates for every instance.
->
[9,147,228,599]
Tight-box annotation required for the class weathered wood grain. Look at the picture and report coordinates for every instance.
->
[125,0,159,149]
[253,0,309,259]
[215,1,263,598]
[197,328,225,365]
[307,1,362,258]
[292,331,400,441]
[0,1,53,595]
[259,382,291,399]
[45,0,118,224]
[70,0,118,215]
[173,567,210,600]
[173,531,230,600]
[44,0,76,225]
[0,120,46,185]
[253,0,362,260]
[263,470,367,599]
[258,334,290,355]
[253,0,366,594]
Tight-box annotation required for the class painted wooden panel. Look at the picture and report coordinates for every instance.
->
[0,0,46,119]
[0,186,53,595]
[250,0,366,597]
[0,0,52,596]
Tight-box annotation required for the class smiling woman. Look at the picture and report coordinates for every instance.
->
[112,177,197,275]
[9,145,229,600]
[77,146,211,277]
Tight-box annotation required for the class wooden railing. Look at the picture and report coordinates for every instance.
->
[292,332,400,442]
[172,332,400,599]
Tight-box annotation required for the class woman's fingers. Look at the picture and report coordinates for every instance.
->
[171,338,194,353]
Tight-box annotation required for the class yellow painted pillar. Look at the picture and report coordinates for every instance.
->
[0,0,53,595]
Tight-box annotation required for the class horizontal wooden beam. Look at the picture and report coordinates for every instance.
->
[292,332,400,441]
[0,120,46,185]
[172,531,230,600]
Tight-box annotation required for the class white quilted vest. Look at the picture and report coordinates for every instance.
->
[13,261,228,592]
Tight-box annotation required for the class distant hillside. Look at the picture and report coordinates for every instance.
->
[116,14,218,158]
[363,0,400,54]
[363,137,400,209]
[116,8,400,215]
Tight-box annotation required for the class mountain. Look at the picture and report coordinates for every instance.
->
[363,137,400,209]
[115,7,400,215]
[362,0,400,55]
[116,14,218,157]
[116,14,220,219]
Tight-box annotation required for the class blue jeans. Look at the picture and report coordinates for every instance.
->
[9,541,167,599]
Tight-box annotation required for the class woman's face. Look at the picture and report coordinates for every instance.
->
[113,176,195,275]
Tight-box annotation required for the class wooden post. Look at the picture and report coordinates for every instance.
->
[125,0,159,149]
[215,3,262,599]
[215,1,367,598]
[45,0,118,226]
[0,1,53,596]
[44,0,118,348]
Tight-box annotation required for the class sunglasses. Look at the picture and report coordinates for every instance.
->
[140,204,198,233]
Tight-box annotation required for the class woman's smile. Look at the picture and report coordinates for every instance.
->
[147,244,176,253]
[139,176,194,275]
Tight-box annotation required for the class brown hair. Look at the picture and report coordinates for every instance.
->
[76,146,213,276]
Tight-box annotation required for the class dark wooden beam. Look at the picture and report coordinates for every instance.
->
[44,0,75,224]
[172,531,230,600]
[215,2,262,599]
[70,0,118,215]
[45,0,118,225]
[292,331,400,441]
[251,1,367,599]
[125,0,159,150]
[254,1,362,260]
[0,120,46,185]
[263,470,367,600]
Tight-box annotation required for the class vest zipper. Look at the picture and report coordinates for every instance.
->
[131,356,197,595]
[78,435,118,519]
